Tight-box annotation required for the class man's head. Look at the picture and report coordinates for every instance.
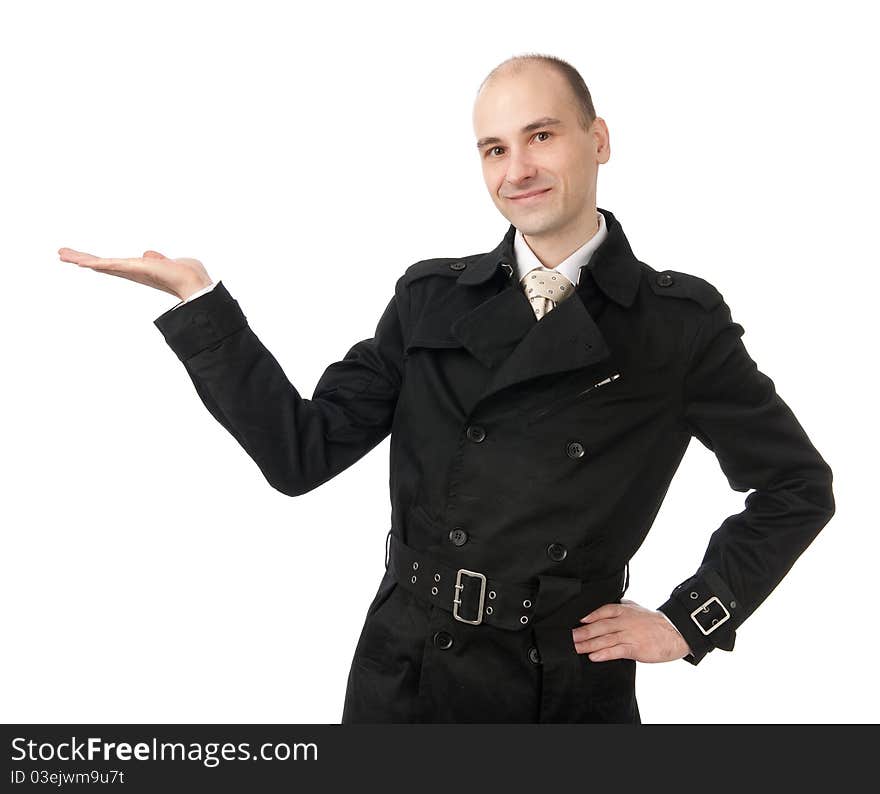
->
[473,54,610,244]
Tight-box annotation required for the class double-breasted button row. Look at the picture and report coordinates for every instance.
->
[433,631,454,650]
[466,425,486,443]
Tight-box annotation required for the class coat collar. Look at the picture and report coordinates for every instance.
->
[407,208,641,408]
[456,207,642,309]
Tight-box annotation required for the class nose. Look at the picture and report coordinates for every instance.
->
[504,147,538,188]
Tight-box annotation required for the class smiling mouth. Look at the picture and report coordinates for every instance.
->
[509,188,552,201]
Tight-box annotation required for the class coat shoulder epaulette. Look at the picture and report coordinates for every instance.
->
[645,265,723,312]
[401,256,474,287]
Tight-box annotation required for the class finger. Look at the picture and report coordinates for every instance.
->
[58,247,97,262]
[586,642,633,662]
[579,603,623,623]
[58,247,101,264]
[572,616,622,643]
[61,250,140,272]
[573,630,628,655]
[143,250,170,259]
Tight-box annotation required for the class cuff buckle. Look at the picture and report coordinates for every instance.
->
[690,595,731,636]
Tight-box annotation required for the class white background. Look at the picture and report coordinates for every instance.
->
[2,0,876,724]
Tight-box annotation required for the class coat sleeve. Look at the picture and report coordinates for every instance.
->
[153,279,407,496]
[657,296,835,665]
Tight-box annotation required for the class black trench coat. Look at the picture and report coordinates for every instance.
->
[153,207,835,723]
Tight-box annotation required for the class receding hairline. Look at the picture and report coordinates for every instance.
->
[474,53,597,133]
[477,55,553,92]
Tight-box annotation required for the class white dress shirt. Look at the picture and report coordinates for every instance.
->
[512,210,607,287]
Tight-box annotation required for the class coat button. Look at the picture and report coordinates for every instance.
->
[656,272,674,287]
[449,261,467,271]
[466,425,486,442]
[528,646,542,665]
[433,630,454,650]
[449,527,469,546]
[547,542,568,562]
[566,441,585,458]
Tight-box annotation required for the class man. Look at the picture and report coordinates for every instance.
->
[58,54,835,723]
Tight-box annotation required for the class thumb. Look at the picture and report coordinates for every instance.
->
[143,249,170,259]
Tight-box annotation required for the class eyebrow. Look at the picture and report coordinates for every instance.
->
[476,116,563,151]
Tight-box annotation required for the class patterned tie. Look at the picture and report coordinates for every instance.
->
[520,267,575,320]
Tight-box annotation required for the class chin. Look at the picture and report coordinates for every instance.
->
[513,214,556,237]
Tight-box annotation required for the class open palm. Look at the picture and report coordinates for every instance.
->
[58,247,212,300]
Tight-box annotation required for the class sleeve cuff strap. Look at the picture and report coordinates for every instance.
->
[153,280,247,362]
[658,568,741,665]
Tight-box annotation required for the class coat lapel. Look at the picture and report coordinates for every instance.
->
[475,282,614,401]
[449,284,535,369]
[445,207,643,404]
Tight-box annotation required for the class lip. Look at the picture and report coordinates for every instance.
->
[508,188,552,202]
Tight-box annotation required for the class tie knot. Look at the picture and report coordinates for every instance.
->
[520,267,574,302]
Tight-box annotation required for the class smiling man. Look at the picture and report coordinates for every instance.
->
[60,53,835,723]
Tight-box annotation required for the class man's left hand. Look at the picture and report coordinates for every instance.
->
[572,599,692,663]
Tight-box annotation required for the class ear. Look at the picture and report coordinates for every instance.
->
[593,117,611,163]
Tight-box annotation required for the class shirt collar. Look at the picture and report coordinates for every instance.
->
[512,211,608,287]
[456,207,641,309]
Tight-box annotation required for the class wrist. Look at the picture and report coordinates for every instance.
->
[657,608,693,658]
[178,279,214,301]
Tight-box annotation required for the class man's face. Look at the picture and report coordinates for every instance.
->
[472,64,609,239]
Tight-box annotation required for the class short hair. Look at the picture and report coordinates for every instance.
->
[477,53,596,131]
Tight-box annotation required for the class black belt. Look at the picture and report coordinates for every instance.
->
[386,531,627,632]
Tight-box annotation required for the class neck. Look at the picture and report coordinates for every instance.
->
[522,208,600,268]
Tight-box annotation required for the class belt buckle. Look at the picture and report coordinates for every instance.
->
[690,595,731,635]
[453,568,487,625]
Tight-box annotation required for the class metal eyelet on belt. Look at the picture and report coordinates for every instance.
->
[431,586,438,595]
[523,599,531,608]
[486,606,493,615]
[411,575,417,584]
[412,562,419,570]
[520,616,529,624]
[690,591,699,599]
[488,591,496,599]
[434,573,441,582]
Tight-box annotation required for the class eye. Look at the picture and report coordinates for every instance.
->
[485,131,552,158]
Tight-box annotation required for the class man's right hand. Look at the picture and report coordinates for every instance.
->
[58,247,213,301]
